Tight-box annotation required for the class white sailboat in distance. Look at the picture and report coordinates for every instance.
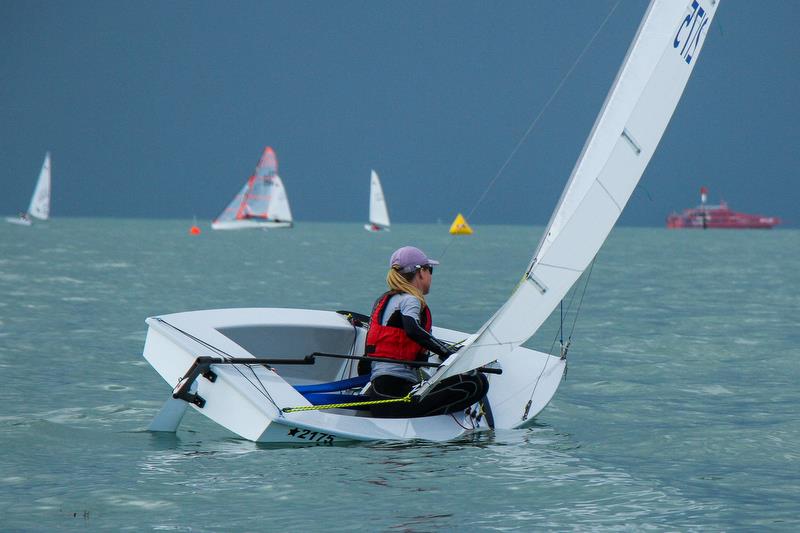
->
[211,147,293,230]
[142,0,720,444]
[364,169,390,232]
[6,152,51,226]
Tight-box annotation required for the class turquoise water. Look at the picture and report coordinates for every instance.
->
[1,219,798,530]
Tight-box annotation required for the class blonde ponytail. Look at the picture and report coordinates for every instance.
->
[386,266,426,309]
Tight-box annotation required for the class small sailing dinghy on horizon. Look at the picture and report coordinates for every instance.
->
[365,170,390,232]
[5,152,51,227]
[211,147,293,230]
[143,0,720,444]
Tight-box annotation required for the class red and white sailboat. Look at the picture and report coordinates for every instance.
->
[211,147,293,230]
[667,187,780,229]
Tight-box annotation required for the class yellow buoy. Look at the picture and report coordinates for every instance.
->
[448,213,473,235]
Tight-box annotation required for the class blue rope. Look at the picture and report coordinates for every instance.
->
[293,374,369,394]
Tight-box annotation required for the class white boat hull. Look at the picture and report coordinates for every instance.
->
[143,308,565,443]
[211,220,292,230]
[5,216,32,226]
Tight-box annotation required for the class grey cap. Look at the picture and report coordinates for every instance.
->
[390,246,439,274]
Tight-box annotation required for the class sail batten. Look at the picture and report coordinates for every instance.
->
[416,0,719,397]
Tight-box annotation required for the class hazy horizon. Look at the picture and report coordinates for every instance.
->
[2,1,797,227]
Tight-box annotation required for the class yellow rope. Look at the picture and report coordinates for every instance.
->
[282,394,412,413]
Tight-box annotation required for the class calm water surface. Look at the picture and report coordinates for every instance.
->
[1,219,798,530]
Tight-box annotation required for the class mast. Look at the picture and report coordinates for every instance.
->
[700,186,708,229]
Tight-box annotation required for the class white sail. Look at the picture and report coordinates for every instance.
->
[417,0,719,395]
[266,174,293,223]
[28,152,51,220]
[368,170,390,229]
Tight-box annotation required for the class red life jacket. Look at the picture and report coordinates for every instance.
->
[365,291,432,362]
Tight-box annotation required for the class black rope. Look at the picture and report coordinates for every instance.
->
[344,318,360,381]
[156,318,283,414]
[546,282,580,358]
[522,261,595,413]
[566,259,596,344]
[156,317,233,359]
[439,0,623,260]
[450,412,475,431]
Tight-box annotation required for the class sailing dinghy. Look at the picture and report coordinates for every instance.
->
[143,0,719,444]
[5,152,51,226]
[211,147,293,230]
[364,170,391,232]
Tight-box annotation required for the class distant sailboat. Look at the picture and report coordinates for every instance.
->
[449,213,473,235]
[211,147,293,230]
[6,152,51,227]
[364,170,390,232]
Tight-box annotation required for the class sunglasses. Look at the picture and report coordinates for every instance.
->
[419,265,434,275]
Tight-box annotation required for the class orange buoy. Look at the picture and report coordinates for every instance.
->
[189,225,201,235]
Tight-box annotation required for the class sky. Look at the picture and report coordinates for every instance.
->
[1,0,797,227]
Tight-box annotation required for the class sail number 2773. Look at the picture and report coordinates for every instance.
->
[674,0,710,65]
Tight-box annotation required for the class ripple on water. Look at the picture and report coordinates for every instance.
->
[101,384,131,392]
[46,276,86,285]
[43,407,89,424]
[679,384,734,396]
[104,494,175,511]
[89,262,132,269]
[73,328,101,335]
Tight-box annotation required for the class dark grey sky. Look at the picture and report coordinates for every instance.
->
[2,1,797,226]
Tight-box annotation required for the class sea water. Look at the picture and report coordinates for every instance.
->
[0,219,798,530]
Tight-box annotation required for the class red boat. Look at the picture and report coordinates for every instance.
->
[667,187,780,229]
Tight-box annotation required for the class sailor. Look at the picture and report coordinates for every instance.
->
[365,246,488,418]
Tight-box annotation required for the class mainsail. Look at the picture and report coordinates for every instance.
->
[28,152,51,220]
[417,0,719,395]
[368,170,390,229]
[212,147,293,229]
[266,175,292,222]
